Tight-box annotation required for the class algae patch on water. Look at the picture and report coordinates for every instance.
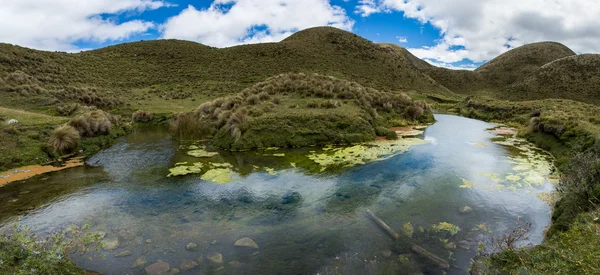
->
[167,163,204,177]
[432,222,461,236]
[307,138,427,170]
[201,168,238,184]
[187,149,219,158]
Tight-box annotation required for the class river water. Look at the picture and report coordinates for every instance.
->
[0,115,556,274]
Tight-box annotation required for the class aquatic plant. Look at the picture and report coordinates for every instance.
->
[167,162,204,177]
[432,222,461,236]
[0,224,103,274]
[47,125,80,154]
[201,168,238,184]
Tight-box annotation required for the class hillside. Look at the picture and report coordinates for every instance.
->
[506,54,600,104]
[0,27,453,113]
[476,42,576,86]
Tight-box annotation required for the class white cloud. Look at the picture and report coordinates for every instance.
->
[161,0,354,48]
[396,36,408,43]
[0,0,171,51]
[358,0,600,64]
[355,0,382,17]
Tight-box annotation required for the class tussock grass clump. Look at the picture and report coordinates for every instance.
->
[68,110,112,137]
[55,103,79,116]
[47,125,80,154]
[132,110,154,123]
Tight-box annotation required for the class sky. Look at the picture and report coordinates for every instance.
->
[1,0,599,70]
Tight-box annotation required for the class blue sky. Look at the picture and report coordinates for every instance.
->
[2,0,598,69]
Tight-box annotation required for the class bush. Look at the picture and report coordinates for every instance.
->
[55,104,79,116]
[68,110,112,137]
[307,100,320,108]
[405,105,424,120]
[375,126,389,136]
[0,224,102,275]
[47,125,80,154]
[385,130,398,140]
[549,149,600,235]
[258,91,271,101]
[169,112,215,140]
[245,94,260,105]
[320,100,341,109]
[131,110,154,123]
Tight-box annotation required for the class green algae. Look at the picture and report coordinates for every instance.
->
[307,138,427,170]
[187,149,219,158]
[167,163,204,177]
[459,178,476,189]
[481,173,502,183]
[402,222,414,238]
[432,222,461,236]
[200,168,238,184]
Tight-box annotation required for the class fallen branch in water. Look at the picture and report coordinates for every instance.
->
[366,210,450,269]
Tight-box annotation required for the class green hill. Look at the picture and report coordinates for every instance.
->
[506,54,600,104]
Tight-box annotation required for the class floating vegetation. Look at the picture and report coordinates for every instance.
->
[265,147,279,151]
[307,138,427,170]
[168,163,204,177]
[264,167,278,175]
[487,126,517,136]
[432,222,461,236]
[505,174,521,182]
[459,178,475,189]
[200,168,238,184]
[210,163,233,168]
[536,192,558,207]
[481,173,501,183]
[402,222,414,238]
[471,224,491,232]
[187,149,219,158]
[273,153,285,157]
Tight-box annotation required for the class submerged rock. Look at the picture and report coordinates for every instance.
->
[207,252,223,264]
[382,250,392,257]
[115,250,132,257]
[445,242,456,250]
[234,237,259,249]
[229,261,244,268]
[457,240,471,250]
[179,260,198,271]
[145,261,170,275]
[169,268,180,274]
[459,206,473,214]
[185,242,198,251]
[131,256,147,268]
[103,237,120,251]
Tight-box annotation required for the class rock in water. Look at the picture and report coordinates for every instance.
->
[179,260,198,271]
[103,238,120,251]
[169,268,180,274]
[457,240,471,250]
[185,242,198,251]
[229,261,244,268]
[445,242,456,250]
[115,250,132,257]
[207,252,223,264]
[382,250,392,257]
[145,261,170,275]
[132,256,147,268]
[234,237,259,249]
[459,206,473,214]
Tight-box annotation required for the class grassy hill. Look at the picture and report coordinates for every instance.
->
[506,54,600,104]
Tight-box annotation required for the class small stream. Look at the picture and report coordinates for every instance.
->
[0,115,556,274]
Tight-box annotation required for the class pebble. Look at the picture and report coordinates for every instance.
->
[103,237,120,251]
[459,206,473,214]
[185,242,198,251]
[457,240,471,250]
[234,237,259,249]
[145,261,170,275]
[131,256,147,268]
[207,252,223,264]
[179,260,198,271]
[115,250,132,257]
[445,242,456,250]
[145,239,153,244]
[169,268,180,274]
[381,250,392,257]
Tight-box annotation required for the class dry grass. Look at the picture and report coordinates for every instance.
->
[47,124,80,154]
[68,110,112,137]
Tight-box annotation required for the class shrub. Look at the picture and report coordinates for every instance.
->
[258,91,271,101]
[307,101,320,108]
[131,110,154,123]
[68,110,112,137]
[405,105,424,120]
[320,100,341,109]
[375,126,389,136]
[226,110,248,141]
[47,125,80,154]
[245,95,260,105]
[549,149,600,235]
[56,104,79,117]
[385,130,398,140]
[169,112,215,140]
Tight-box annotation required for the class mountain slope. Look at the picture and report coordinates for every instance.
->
[476,41,576,86]
[506,54,600,104]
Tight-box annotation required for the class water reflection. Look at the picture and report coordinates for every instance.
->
[0,115,554,274]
